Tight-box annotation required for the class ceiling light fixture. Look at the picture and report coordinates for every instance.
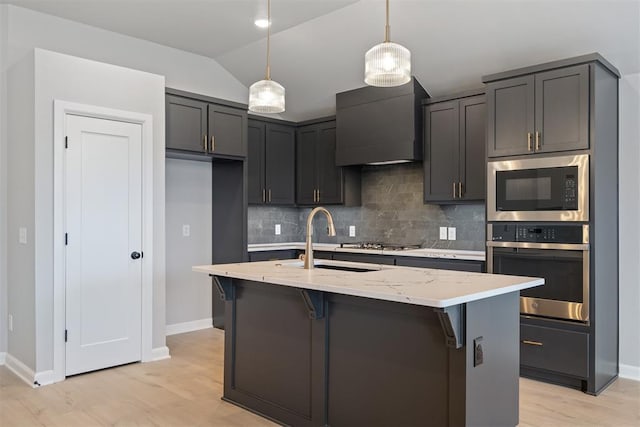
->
[249,0,285,113]
[254,18,270,28]
[364,0,411,87]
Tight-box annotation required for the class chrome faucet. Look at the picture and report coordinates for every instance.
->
[303,207,336,269]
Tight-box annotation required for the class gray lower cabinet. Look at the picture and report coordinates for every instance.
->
[395,256,484,272]
[486,64,589,157]
[248,250,298,262]
[331,252,396,265]
[248,119,296,205]
[423,93,486,203]
[520,323,589,379]
[166,89,247,158]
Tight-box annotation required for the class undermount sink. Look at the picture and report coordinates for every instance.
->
[278,260,385,273]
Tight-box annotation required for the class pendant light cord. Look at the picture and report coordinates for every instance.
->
[384,0,390,42]
[266,0,271,80]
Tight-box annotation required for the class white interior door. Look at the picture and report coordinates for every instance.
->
[65,114,143,376]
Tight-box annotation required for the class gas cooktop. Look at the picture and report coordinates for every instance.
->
[339,242,422,251]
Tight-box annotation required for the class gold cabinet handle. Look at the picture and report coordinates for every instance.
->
[452,182,456,199]
[535,131,541,151]
[458,182,463,198]
[522,340,543,347]
[316,189,320,203]
[203,134,208,152]
[211,135,215,152]
[313,189,317,203]
[262,188,266,203]
[268,189,272,203]
[527,132,532,151]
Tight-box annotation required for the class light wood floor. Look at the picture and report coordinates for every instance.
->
[1,328,638,426]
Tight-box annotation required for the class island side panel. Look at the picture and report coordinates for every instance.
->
[222,279,326,427]
[326,293,454,427]
[464,291,520,426]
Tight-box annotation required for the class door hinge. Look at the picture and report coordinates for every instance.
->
[65,330,68,342]
[65,136,68,149]
[65,233,68,245]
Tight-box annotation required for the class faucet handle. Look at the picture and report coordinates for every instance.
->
[299,253,306,262]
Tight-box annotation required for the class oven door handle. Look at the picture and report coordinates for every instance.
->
[487,241,590,251]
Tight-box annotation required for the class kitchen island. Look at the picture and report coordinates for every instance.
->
[193,259,543,427]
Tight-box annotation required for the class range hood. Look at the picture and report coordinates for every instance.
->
[335,77,428,166]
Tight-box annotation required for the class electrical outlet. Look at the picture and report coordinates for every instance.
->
[474,337,484,366]
[439,227,448,240]
[182,224,190,237]
[349,225,356,237]
[8,314,13,332]
[448,227,456,241]
[275,224,281,235]
[19,227,27,244]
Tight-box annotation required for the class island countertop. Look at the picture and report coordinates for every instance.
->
[193,259,543,308]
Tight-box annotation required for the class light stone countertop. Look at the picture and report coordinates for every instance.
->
[193,259,542,308]
[247,242,486,261]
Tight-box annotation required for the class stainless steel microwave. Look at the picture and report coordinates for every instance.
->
[487,154,589,222]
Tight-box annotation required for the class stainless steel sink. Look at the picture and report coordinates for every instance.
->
[277,260,386,273]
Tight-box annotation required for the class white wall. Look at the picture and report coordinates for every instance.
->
[619,72,640,379]
[0,4,249,373]
[165,159,212,328]
[0,4,8,357]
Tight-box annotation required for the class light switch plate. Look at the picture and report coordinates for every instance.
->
[448,227,457,241]
[439,227,448,240]
[19,227,27,244]
[182,224,190,237]
[275,224,281,235]
[349,225,356,237]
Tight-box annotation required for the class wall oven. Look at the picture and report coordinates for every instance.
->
[487,223,590,323]
[487,154,589,222]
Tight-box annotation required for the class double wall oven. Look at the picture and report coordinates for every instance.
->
[486,154,590,323]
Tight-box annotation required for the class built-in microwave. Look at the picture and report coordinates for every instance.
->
[487,154,589,222]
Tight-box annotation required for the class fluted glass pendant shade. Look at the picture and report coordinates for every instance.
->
[249,0,285,113]
[249,79,285,113]
[364,42,411,87]
[364,0,411,87]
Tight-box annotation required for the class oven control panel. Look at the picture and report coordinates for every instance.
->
[491,224,584,243]
[564,174,577,207]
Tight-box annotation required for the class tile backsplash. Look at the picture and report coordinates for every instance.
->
[248,162,486,251]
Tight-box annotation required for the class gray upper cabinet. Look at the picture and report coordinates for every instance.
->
[248,118,295,205]
[486,64,589,157]
[166,89,247,159]
[424,93,486,203]
[166,95,208,153]
[297,119,361,206]
[208,104,247,157]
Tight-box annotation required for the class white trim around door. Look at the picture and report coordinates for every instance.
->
[53,100,155,384]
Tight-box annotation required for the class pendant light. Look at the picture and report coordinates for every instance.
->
[249,0,285,113]
[364,0,411,87]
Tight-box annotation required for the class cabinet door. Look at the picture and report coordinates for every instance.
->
[535,65,589,153]
[296,125,318,205]
[166,95,208,153]
[487,75,535,157]
[208,104,247,158]
[316,122,343,204]
[424,101,460,202]
[459,96,486,201]
[265,123,295,205]
[248,120,266,204]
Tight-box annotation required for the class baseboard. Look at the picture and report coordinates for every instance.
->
[4,353,37,387]
[33,370,56,387]
[150,346,171,361]
[166,318,212,336]
[619,363,640,381]
[0,352,6,365]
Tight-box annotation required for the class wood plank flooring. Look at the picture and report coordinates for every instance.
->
[1,327,638,426]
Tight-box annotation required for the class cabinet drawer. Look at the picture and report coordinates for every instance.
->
[249,250,298,262]
[520,324,588,378]
[395,257,484,272]
[332,253,395,265]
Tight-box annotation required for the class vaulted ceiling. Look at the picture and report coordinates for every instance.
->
[5,0,640,121]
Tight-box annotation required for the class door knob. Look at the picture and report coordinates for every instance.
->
[131,251,142,260]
